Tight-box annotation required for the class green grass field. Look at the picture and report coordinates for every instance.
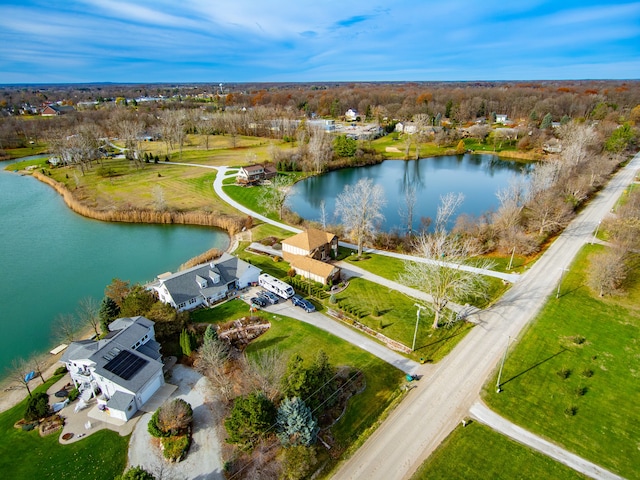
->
[0,376,129,480]
[244,314,404,451]
[483,244,640,479]
[412,422,586,480]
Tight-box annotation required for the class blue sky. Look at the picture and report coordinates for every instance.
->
[1,0,639,83]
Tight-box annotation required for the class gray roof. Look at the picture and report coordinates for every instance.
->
[160,253,259,305]
[62,316,163,394]
[107,391,135,411]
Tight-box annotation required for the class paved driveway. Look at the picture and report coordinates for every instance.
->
[127,365,224,480]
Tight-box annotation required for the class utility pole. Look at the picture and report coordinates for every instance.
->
[496,336,511,393]
[556,266,569,299]
[412,304,426,352]
[507,245,516,271]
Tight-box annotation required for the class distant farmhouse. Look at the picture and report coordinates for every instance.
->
[236,164,278,185]
[152,253,261,311]
[41,104,75,116]
[282,229,340,285]
[60,316,164,422]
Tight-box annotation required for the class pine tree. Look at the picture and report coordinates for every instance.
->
[277,397,319,447]
[540,113,553,129]
[99,296,120,334]
[180,329,194,356]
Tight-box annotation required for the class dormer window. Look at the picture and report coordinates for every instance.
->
[195,275,208,288]
[209,270,220,284]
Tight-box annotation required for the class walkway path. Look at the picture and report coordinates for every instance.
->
[470,401,624,480]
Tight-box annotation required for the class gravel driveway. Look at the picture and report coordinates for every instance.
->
[128,365,224,480]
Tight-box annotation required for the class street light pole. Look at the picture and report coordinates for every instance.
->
[496,336,511,393]
[412,304,425,352]
[556,266,569,299]
[592,220,601,245]
[507,245,516,271]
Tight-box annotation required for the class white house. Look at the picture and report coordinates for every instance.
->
[60,316,164,422]
[153,253,261,311]
[495,114,509,124]
[345,109,358,121]
[395,122,418,134]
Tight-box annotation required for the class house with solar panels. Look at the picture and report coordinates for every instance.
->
[152,253,262,312]
[60,316,165,422]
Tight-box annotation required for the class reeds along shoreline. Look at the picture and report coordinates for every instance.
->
[32,171,247,235]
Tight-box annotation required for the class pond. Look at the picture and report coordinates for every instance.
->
[288,154,533,232]
[0,159,228,375]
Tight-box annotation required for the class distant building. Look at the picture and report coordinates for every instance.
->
[345,109,358,121]
[236,164,277,185]
[41,104,75,116]
[495,114,509,124]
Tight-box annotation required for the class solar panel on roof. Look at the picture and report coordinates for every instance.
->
[103,350,148,380]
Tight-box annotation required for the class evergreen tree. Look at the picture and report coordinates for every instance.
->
[180,329,195,356]
[277,397,318,447]
[540,113,553,129]
[224,392,276,450]
[99,296,120,334]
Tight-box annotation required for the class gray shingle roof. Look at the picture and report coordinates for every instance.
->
[159,253,257,305]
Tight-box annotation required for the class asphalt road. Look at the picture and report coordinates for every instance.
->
[332,152,640,480]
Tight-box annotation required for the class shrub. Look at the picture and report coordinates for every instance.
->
[581,368,594,378]
[329,294,337,305]
[287,268,296,277]
[372,306,380,317]
[54,366,68,376]
[572,335,586,345]
[25,392,49,421]
[162,434,190,462]
[564,405,578,416]
[148,409,168,438]
[68,387,79,402]
[575,386,588,397]
[556,367,571,379]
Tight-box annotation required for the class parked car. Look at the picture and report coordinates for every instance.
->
[291,294,305,307]
[250,296,267,307]
[291,294,315,312]
[259,290,279,304]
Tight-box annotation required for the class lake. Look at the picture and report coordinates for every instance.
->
[289,154,533,231]
[0,160,228,375]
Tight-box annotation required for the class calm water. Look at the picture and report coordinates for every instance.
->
[0,160,228,374]
[289,154,533,231]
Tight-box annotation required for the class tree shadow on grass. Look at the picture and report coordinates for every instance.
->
[249,336,289,352]
[414,324,473,351]
[500,348,567,387]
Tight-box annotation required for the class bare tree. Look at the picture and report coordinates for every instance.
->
[400,193,494,329]
[257,175,294,220]
[76,296,101,338]
[589,247,629,297]
[52,313,81,344]
[195,333,234,402]
[152,185,167,212]
[7,357,34,397]
[29,353,48,384]
[335,178,387,257]
[247,349,287,402]
[307,127,332,173]
[158,398,193,435]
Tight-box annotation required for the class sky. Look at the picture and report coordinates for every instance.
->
[1,0,639,84]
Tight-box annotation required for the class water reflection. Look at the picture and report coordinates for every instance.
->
[289,154,532,231]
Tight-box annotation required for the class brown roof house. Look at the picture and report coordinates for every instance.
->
[236,164,277,185]
[282,229,340,285]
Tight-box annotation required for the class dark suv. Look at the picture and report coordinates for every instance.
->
[250,296,267,307]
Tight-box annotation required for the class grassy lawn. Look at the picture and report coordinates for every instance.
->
[343,253,509,309]
[44,158,240,216]
[190,298,251,323]
[4,156,50,171]
[0,376,129,480]
[245,314,404,451]
[334,277,473,362]
[1,144,49,160]
[412,422,586,480]
[224,184,276,220]
[483,244,640,479]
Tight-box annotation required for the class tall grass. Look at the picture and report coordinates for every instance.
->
[32,171,247,234]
